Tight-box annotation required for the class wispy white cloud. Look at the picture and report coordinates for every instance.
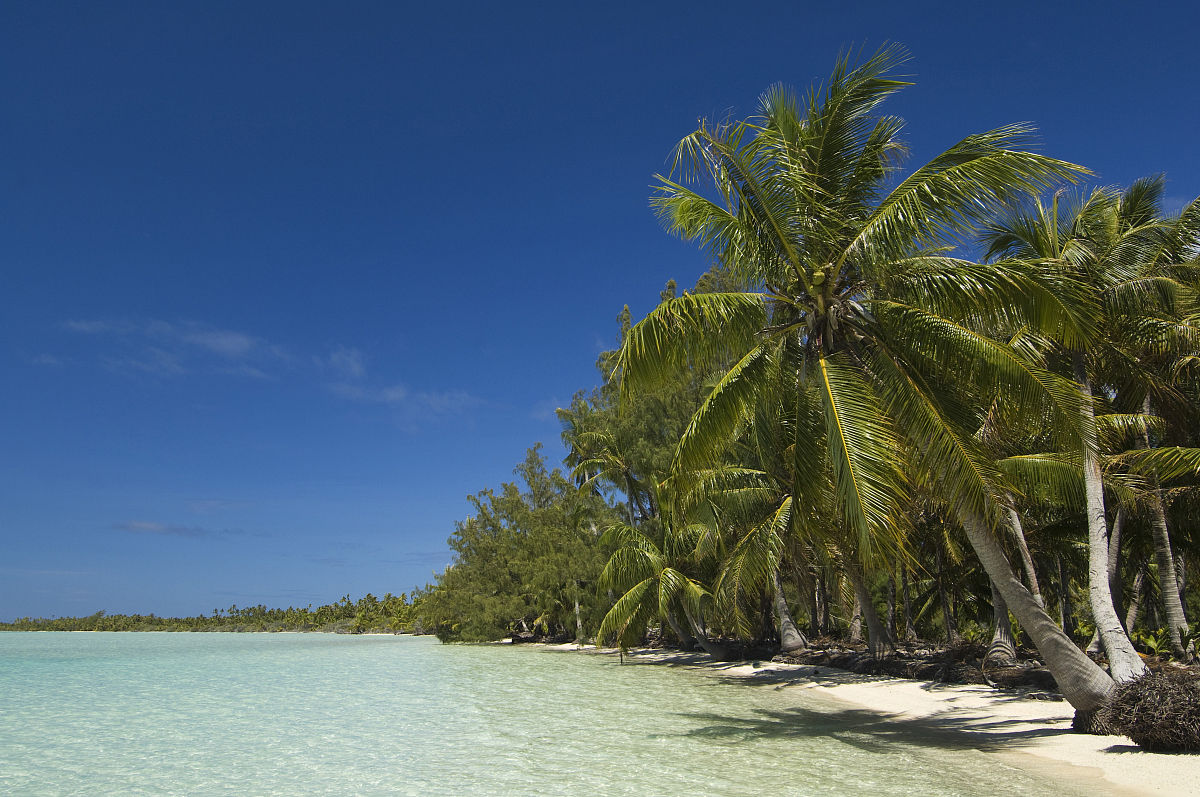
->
[186,499,249,515]
[415,389,484,414]
[101,347,186,377]
[182,329,258,358]
[316,345,366,380]
[31,353,64,367]
[113,520,261,539]
[329,383,485,416]
[115,520,209,538]
[59,317,482,421]
[64,319,126,334]
[330,382,409,403]
[65,318,287,378]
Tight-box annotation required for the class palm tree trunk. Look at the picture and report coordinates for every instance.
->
[958,508,1115,717]
[1057,553,1077,638]
[665,611,694,649]
[935,546,960,645]
[681,605,735,661]
[1006,503,1044,608]
[1148,485,1191,659]
[574,595,584,642]
[818,569,831,635]
[793,562,818,637]
[1124,561,1146,632]
[1138,395,1190,658]
[1177,553,1188,622]
[1073,354,1146,682]
[807,575,821,637]
[886,574,897,642]
[987,579,1017,664]
[848,591,863,643]
[901,564,917,641]
[1108,508,1125,626]
[845,555,891,655]
[772,569,807,652]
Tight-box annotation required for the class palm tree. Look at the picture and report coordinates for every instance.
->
[615,45,1120,716]
[595,491,735,658]
[984,180,1199,668]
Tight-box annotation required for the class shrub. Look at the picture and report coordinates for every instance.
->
[1100,669,1200,752]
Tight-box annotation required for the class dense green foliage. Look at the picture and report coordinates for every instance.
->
[418,445,616,642]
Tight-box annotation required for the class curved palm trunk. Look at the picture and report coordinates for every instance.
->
[958,508,1115,716]
[1006,503,1043,608]
[772,569,807,652]
[1073,355,1146,682]
[844,556,892,655]
[987,579,1017,665]
[1087,483,1128,655]
[664,612,695,650]
[680,605,736,661]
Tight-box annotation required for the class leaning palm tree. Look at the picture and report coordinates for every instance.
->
[615,45,1120,718]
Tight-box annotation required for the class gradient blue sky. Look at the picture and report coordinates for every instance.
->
[4,2,1199,619]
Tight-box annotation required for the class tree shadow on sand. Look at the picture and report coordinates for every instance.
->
[671,704,1071,756]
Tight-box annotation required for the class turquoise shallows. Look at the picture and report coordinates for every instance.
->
[0,633,1083,796]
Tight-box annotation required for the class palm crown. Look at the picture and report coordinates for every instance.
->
[618,44,1087,555]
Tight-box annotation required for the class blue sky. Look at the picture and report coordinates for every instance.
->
[4,1,1199,619]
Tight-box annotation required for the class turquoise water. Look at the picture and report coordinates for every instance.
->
[0,633,1089,796]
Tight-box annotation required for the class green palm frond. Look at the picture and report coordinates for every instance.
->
[672,343,776,478]
[816,353,903,554]
[869,345,1001,520]
[997,454,1085,509]
[873,301,1084,436]
[596,578,658,650]
[616,292,767,398]
[713,498,790,638]
[1112,446,1200,482]
[886,256,1092,348]
[841,125,1088,276]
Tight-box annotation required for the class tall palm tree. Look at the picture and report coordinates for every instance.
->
[615,45,1120,716]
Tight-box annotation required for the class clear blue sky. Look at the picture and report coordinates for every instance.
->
[4,1,1198,619]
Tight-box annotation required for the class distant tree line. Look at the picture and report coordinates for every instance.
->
[1,592,427,633]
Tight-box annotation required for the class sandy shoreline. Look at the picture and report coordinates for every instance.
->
[541,643,1193,796]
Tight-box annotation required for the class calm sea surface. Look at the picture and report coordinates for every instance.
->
[0,633,1091,796]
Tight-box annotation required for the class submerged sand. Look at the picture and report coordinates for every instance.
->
[546,644,1194,797]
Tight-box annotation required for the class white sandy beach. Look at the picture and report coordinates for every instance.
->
[547,644,1195,796]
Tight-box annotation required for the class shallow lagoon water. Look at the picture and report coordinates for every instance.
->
[0,633,1090,795]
